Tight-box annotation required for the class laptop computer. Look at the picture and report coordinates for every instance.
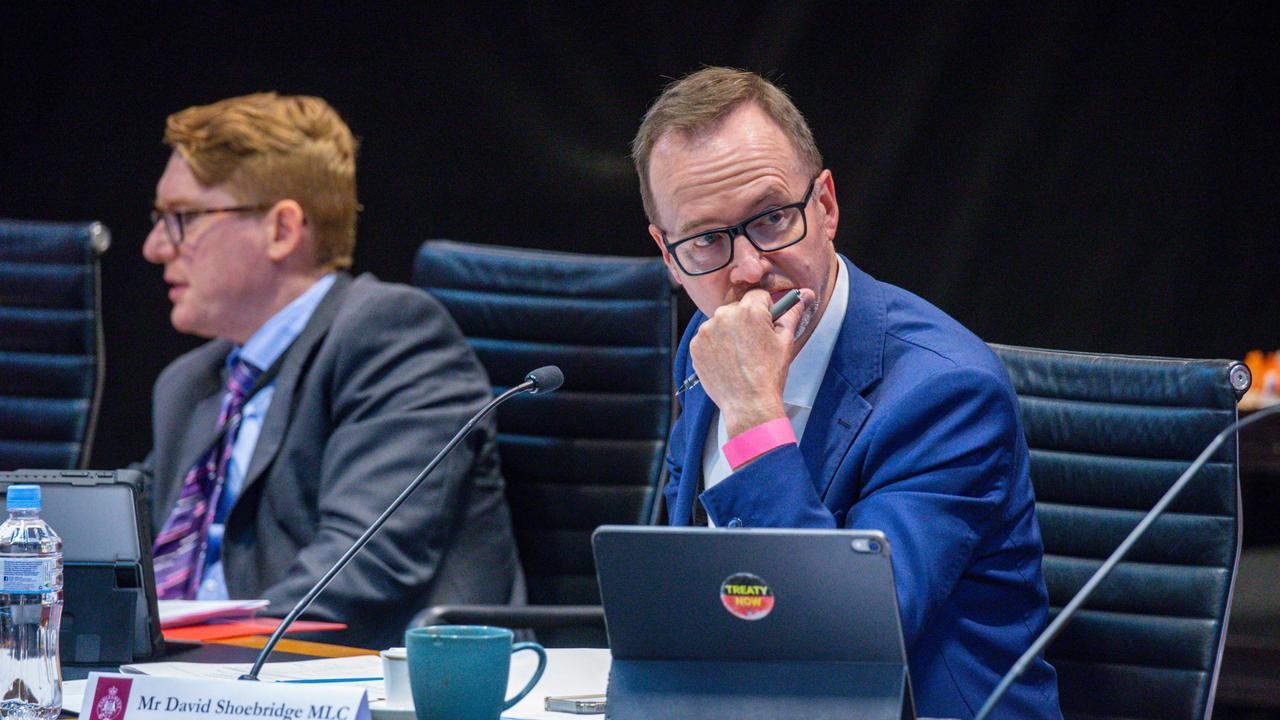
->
[0,469,164,663]
[593,525,915,720]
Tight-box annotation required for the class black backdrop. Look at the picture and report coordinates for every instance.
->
[1,3,1276,471]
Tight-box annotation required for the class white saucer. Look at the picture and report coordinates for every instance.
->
[369,699,415,720]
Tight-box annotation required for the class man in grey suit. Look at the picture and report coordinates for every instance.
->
[138,92,520,649]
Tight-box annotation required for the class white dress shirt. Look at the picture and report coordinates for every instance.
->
[196,273,336,599]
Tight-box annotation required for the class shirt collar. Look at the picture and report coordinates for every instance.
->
[227,273,337,372]
[782,258,848,410]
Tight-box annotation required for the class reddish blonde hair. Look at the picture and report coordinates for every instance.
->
[164,92,359,270]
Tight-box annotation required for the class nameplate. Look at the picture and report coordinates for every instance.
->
[82,672,370,720]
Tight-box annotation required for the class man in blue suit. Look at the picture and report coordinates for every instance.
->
[631,67,1062,718]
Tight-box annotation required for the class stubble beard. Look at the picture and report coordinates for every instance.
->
[793,301,818,340]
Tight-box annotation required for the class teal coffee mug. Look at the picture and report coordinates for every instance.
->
[405,625,547,720]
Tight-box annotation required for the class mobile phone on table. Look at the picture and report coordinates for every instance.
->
[545,694,607,714]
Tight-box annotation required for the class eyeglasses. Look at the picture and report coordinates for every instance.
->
[149,204,274,248]
[661,177,819,276]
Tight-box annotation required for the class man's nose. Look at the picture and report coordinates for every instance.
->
[142,220,174,264]
[726,234,768,286]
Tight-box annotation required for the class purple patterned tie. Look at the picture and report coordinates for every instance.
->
[152,358,262,600]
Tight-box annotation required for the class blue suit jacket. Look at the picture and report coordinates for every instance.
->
[664,257,1062,719]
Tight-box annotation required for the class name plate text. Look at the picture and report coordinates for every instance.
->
[82,672,370,720]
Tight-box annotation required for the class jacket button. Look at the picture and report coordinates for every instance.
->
[726,517,743,528]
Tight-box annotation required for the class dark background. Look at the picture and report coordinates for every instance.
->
[1,3,1276,472]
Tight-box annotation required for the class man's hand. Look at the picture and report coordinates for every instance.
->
[690,288,814,437]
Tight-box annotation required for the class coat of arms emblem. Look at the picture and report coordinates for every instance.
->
[95,686,123,719]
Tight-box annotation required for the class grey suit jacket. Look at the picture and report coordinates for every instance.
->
[140,273,520,649]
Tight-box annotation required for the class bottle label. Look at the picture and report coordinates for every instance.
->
[0,557,58,594]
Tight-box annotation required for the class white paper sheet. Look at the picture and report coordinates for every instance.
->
[503,648,611,720]
[156,599,270,628]
[62,656,388,713]
[122,654,386,696]
[63,679,87,715]
[62,648,611,718]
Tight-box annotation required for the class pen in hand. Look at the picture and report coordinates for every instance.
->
[676,288,803,395]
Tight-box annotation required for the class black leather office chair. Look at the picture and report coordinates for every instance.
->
[0,219,110,471]
[412,240,676,645]
[992,344,1250,720]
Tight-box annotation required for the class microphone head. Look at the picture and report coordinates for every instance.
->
[526,366,564,395]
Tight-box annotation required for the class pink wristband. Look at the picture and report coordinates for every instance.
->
[722,417,797,470]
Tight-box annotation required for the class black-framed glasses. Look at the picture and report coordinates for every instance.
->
[149,204,274,248]
[661,176,819,276]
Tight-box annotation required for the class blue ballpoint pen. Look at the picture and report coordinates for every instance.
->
[276,676,382,684]
[675,288,803,395]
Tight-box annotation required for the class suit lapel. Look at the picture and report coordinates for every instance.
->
[239,273,352,496]
[801,368,872,500]
[671,381,715,526]
[800,257,886,501]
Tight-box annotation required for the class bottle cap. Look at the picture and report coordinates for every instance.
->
[5,484,41,510]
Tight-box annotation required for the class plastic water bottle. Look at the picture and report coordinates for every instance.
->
[0,485,63,719]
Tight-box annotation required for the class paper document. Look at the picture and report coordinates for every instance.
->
[122,654,385,696]
[157,599,270,628]
[63,679,87,715]
[71,672,369,720]
[63,649,611,718]
[62,656,386,714]
[503,648,611,720]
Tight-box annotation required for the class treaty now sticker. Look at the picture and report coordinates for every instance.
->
[720,572,774,621]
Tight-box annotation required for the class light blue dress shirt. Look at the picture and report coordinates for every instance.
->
[196,273,336,600]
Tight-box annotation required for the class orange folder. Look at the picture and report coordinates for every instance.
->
[162,617,348,642]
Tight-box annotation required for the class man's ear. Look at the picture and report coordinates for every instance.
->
[265,199,307,263]
[649,223,683,287]
[815,170,839,243]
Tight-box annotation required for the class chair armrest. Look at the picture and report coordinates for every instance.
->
[419,604,604,631]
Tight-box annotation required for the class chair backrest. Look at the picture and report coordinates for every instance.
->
[413,240,675,606]
[991,344,1250,720]
[0,219,110,471]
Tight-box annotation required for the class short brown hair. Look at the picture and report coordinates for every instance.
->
[631,67,822,223]
[164,92,359,270]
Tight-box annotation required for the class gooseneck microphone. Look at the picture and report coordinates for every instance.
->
[975,401,1280,719]
[240,365,564,681]
[524,365,564,395]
